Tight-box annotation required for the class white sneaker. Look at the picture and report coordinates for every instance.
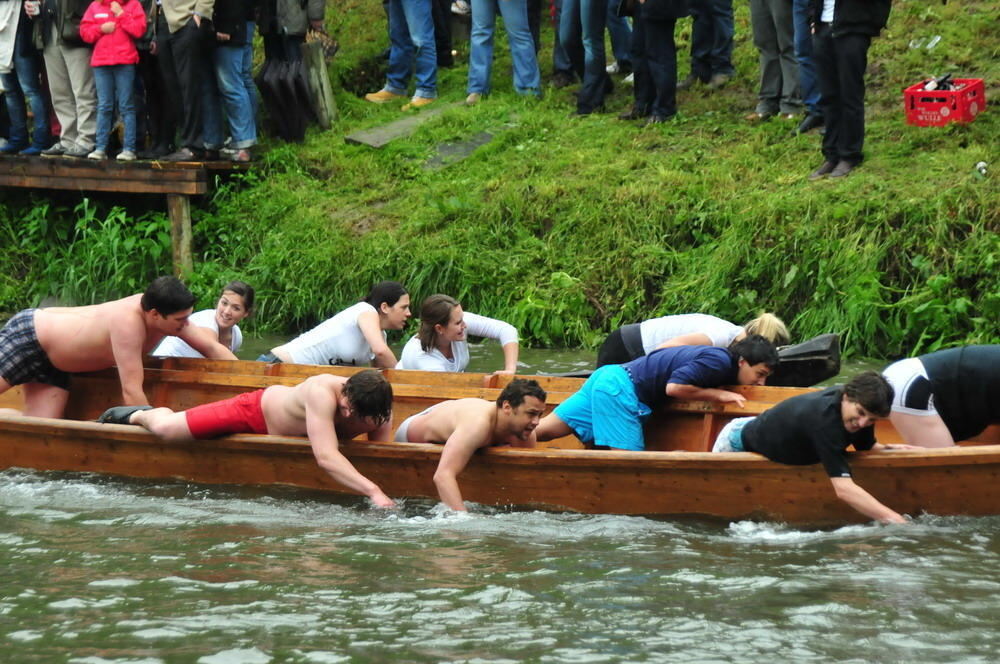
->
[465,92,482,106]
[451,0,470,14]
[87,149,106,160]
[623,73,634,85]
[606,61,620,74]
[117,150,136,161]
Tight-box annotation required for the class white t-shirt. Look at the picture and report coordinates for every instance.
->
[282,301,384,366]
[151,309,243,358]
[397,312,518,372]
[638,314,743,355]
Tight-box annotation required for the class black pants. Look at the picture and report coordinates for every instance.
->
[169,19,213,150]
[813,24,871,165]
[596,323,645,367]
[632,16,677,118]
[152,13,183,150]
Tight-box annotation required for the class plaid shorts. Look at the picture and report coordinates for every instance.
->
[0,309,72,390]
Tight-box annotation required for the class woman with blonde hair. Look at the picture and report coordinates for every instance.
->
[596,312,789,367]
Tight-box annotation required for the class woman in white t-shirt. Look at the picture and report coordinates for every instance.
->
[264,281,411,368]
[152,281,255,358]
[596,312,789,367]
[397,294,519,375]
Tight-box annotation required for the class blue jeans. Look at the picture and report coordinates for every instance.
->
[214,42,257,148]
[605,0,632,67]
[242,22,259,122]
[93,64,137,152]
[468,0,541,95]
[559,0,610,113]
[551,0,574,75]
[792,0,820,114]
[1,38,49,149]
[688,0,734,80]
[385,0,438,98]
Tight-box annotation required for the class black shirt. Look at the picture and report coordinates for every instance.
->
[741,386,875,478]
[921,345,1000,443]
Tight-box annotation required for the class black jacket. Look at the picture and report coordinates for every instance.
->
[809,0,891,37]
[640,0,689,21]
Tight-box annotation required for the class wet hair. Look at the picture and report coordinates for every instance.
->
[343,370,394,427]
[728,334,780,369]
[222,280,255,312]
[363,281,408,313]
[140,276,196,316]
[743,313,790,346]
[417,294,459,352]
[843,371,894,418]
[496,379,547,409]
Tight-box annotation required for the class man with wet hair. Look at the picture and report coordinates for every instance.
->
[394,378,548,511]
[0,276,236,418]
[536,335,780,451]
[712,371,919,524]
[99,370,398,508]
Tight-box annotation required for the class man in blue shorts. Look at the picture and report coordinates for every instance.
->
[534,335,779,450]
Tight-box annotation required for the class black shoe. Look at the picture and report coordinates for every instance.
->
[618,105,648,121]
[808,160,838,181]
[677,74,701,91]
[98,405,152,425]
[644,114,672,126]
[829,160,856,178]
[139,144,173,159]
[551,71,575,89]
[162,147,200,162]
[796,113,825,134]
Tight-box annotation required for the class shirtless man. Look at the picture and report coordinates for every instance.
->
[393,379,547,511]
[0,276,237,418]
[882,345,1000,448]
[98,370,397,508]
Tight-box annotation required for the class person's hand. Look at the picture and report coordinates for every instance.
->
[309,19,324,31]
[150,39,158,55]
[369,491,397,509]
[717,390,747,408]
[101,21,116,33]
[192,14,201,28]
[24,1,41,17]
[217,32,230,41]
[109,1,123,16]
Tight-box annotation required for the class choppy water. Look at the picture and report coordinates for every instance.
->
[2,469,998,663]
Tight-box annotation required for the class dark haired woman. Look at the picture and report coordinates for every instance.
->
[266,281,411,368]
[397,294,518,375]
[153,281,255,358]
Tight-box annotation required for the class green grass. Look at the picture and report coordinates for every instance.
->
[1,0,997,357]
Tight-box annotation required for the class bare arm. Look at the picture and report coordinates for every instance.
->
[497,341,519,374]
[666,383,746,408]
[366,417,393,442]
[303,379,395,507]
[357,309,397,368]
[177,325,238,360]
[109,316,150,405]
[655,333,714,350]
[889,412,956,448]
[829,477,907,524]
[870,442,924,451]
[433,419,492,511]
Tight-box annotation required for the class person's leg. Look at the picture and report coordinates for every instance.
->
[116,64,137,152]
[467,0,498,95]
[792,0,820,116]
[771,0,801,115]
[558,0,586,83]
[385,0,416,94]
[91,66,114,152]
[0,71,28,150]
[749,0,779,116]
[589,369,648,450]
[170,20,207,150]
[551,0,576,83]
[400,0,438,98]
[63,45,97,151]
[812,23,839,165]
[199,45,224,151]
[152,13,181,152]
[708,0,734,77]
[645,18,677,119]
[834,32,870,165]
[214,44,256,148]
[686,0,711,82]
[526,0,541,52]
[42,26,77,150]
[576,0,609,113]
[241,21,260,122]
[430,0,454,66]
[20,383,71,419]
[498,0,541,94]
[629,13,652,116]
[131,407,195,441]
[605,0,632,71]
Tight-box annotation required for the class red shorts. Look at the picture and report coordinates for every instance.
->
[185,389,269,438]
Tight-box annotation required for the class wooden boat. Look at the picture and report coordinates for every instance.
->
[2,361,999,524]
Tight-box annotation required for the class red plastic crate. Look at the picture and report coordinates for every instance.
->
[904,78,986,126]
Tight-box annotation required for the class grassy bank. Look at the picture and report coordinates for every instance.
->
[1,0,997,357]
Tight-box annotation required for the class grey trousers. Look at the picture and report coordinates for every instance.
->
[749,0,801,115]
[42,24,96,150]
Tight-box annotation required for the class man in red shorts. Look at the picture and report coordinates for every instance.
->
[98,371,397,508]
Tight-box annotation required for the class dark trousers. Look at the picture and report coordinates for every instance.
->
[632,16,677,118]
[169,20,211,149]
[688,0,734,80]
[153,13,183,150]
[813,24,871,165]
[430,0,453,66]
[559,0,610,113]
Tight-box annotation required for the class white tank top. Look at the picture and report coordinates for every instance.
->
[638,314,742,354]
[282,301,384,366]
[397,312,518,372]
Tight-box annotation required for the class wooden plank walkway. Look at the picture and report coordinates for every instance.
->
[344,103,458,148]
[0,155,249,276]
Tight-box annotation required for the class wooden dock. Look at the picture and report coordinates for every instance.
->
[0,155,249,276]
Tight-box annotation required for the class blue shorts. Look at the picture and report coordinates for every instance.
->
[553,365,652,451]
[712,417,754,453]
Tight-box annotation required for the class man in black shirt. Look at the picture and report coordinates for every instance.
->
[712,372,918,523]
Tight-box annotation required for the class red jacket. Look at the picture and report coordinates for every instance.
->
[79,0,147,66]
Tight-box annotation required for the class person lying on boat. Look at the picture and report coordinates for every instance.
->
[393,379,547,511]
[97,370,398,508]
[396,294,519,377]
[151,281,255,358]
[0,276,237,419]
[596,312,789,367]
[260,281,411,368]
[534,335,779,451]
[882,345,1000,448]
[712,371,921,524]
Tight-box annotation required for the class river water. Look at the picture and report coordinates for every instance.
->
[4,343,998,661]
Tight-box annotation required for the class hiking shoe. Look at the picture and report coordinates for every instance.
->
[228,148,251,163]
[465,92,482,106]
[402,96,434,111]
[707,73,732,89]
[116,150,137,161]
[64,145,92,158]
[162,147,199,161]
[19,145,44,156]
[87,149,107,160]
[808,160,838,181]
[97,405,152,425]
[677,74,701,91]
[618,105,648,121]
[41,144,66,156]
[364,89,407,104]
[551,71,574,88]
[745,111,773,122]
[606,61,620,74]
[795,113,825,134]
[829,160,856,178]
[451,0,470,14]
